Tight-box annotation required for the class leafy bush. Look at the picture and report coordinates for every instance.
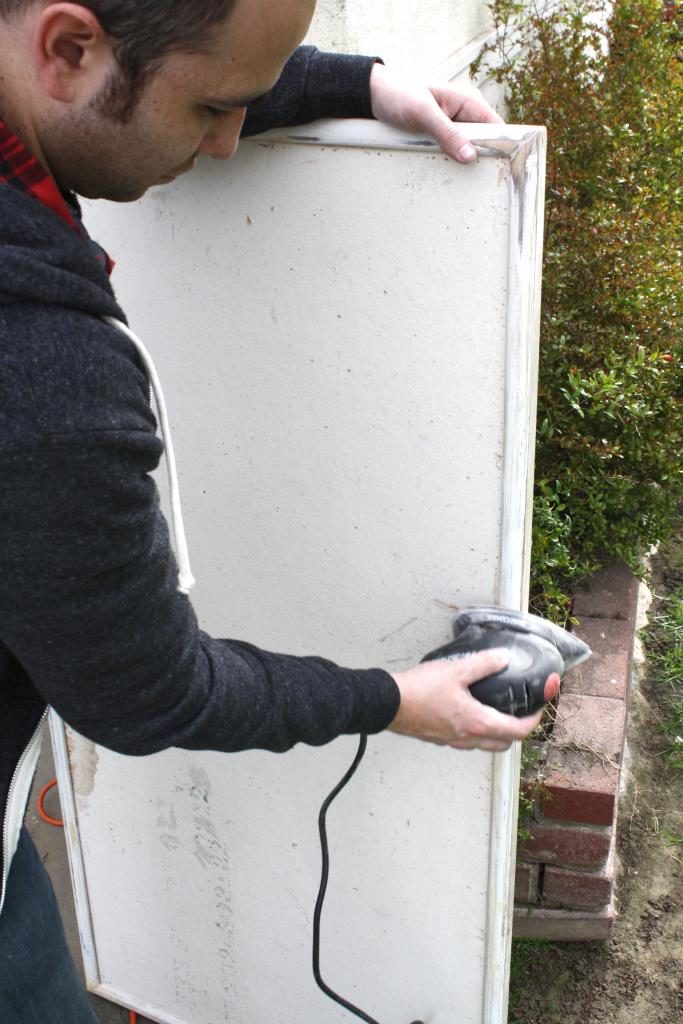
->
[474,0,683,620]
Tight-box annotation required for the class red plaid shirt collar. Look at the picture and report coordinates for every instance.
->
[0,115,114,275]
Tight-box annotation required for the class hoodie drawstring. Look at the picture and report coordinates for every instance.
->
[103,316,196,595]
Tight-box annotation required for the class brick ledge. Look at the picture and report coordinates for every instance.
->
[513,561,640,940]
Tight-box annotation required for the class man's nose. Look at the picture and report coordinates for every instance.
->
[199,107,247,160]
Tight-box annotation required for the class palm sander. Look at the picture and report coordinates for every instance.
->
[422,606,591,716]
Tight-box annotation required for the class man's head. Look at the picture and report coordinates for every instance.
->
[0,0,316,200]
[1,1,243,120]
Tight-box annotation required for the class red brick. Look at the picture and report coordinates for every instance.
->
[543,866,613,910]
[515,861,540,904]
[563,617,634,700]
[541,693,625,825]
[519,821,611,868]
[513,905,616,941]
[572,560,639,621]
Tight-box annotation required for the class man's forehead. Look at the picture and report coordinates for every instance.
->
[170,0,314,101]
[161,46,279,109]
[204,0,315,60]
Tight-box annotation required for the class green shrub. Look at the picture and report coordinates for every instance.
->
[474,0,683,619]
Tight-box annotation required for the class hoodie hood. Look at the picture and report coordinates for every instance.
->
[0,184,124,321]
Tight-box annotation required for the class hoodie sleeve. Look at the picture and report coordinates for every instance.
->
[0,316,400,757]
[242,46,381,137]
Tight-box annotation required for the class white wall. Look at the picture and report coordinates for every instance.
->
[308,0,492,74]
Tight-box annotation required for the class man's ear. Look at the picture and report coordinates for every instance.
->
[34,2,112,103]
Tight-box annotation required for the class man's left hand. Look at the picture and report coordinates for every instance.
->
[369,63,503,164]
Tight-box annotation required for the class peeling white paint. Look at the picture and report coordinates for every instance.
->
[68,736,99,801]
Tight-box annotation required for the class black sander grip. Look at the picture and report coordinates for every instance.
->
[422,606,591,717]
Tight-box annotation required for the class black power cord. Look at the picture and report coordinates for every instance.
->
[312,733,425,1024]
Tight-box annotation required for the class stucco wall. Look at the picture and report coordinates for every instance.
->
[307,0,492,73]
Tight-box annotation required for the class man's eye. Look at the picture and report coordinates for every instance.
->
[205,106,228,118]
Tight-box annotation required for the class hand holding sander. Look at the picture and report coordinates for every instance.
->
[422,606,591,716]
[312,606,590,1024]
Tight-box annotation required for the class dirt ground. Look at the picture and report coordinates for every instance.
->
[508,541,683,1024]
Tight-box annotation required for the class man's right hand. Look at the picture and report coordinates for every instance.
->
[388,650,557,752]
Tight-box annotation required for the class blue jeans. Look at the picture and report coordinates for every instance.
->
[0,827,99,1023]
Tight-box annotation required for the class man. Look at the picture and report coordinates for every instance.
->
[0,2,557,1020]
